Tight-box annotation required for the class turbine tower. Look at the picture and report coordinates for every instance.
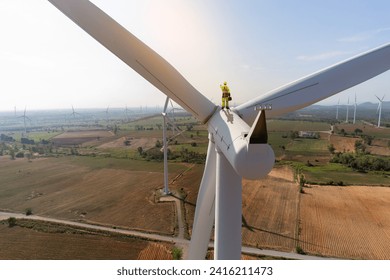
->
[376,95,385,127]
[124,105,131,122]
[105,106,110,125]
[353,94,357,124]
[48,0,390,260]
[346,96,350,123]
[161,97,185,194]
[18,107,31,135]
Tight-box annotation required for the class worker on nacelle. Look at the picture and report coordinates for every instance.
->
[220,81,232,109]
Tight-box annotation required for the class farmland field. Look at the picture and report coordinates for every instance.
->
[0,220,173,260]
[52,130,115,145]
[299,185,390,259]
[241,166,300,251]
[0,156,188,235]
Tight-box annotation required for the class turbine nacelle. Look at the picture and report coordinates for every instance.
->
[208,109,275,180]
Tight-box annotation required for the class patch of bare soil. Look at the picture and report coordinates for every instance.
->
[137,242,173,260]
[299,185,390,259]
[0,223,151,259]
[0,158,175,235]
[241,166,299,252]
[52,130,114,145]
[329,135,357,153]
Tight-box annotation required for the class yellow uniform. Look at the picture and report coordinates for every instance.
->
[220,82,231,109]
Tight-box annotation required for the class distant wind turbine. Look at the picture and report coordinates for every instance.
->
[124,105,130,121]
[105,106,110,125]
[353,94,357,124]
[18,107,31,135]
[70,105,81,119]
[376,95,386,127]
[346,97,350,123]
[161,97,185,194]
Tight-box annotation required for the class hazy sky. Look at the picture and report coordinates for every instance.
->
[1,0,389,112]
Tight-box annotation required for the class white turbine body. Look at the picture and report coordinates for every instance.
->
[353,94,357,124]
[48,0,390,260]
[19,107,31,135]
[376,95,385,127]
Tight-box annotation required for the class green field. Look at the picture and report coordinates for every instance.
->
[290,162,390,186]
[268,120,331,132]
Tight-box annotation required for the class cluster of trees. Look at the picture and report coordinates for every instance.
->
[136,140,206,164]
[330,152,390,172]
[282,131,320,140]
[21,138,35,145]
[0,134,15,142]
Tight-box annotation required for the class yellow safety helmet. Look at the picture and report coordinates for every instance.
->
[223,81,227,85]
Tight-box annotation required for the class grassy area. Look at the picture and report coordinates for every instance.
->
[268,120,331,132]
[335,122,390,139]
[11,131,62,142]
[269,132,330,161]
[291,162,390,186]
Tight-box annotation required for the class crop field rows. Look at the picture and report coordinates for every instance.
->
[241,166,300,251]
[299,186,390,259]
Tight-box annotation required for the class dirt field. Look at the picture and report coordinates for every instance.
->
[0,221,172,260]
[52,130,114,145]
[329,135,357,153]
[0,157,187,235]
[299,185,390,259]
[241,166,300,252]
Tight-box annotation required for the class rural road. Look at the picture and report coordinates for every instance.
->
[0,210,332,260]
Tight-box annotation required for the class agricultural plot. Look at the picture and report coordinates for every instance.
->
[137,242,173,260]
[241,166,300,252]
[268,120,331,132]
[299,185,390,259]
[0,220,172,260]
[52,130,114,145]
[329,135,357,153]
[0,157,188,235]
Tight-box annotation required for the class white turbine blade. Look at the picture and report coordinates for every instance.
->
[235,43,390,125]
[188,139,216,260]
[375,95,382,102]
[48,0,215,123]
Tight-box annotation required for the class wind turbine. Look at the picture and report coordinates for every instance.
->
[346,96,350,123]
[161,97,186,195]
[376,95,385,127]
[70,105,81,119]
[47,0,390,259]
[105,106,110,126]
[124,105,131,122]
[353,94,357,124]
[18,107,31,135]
